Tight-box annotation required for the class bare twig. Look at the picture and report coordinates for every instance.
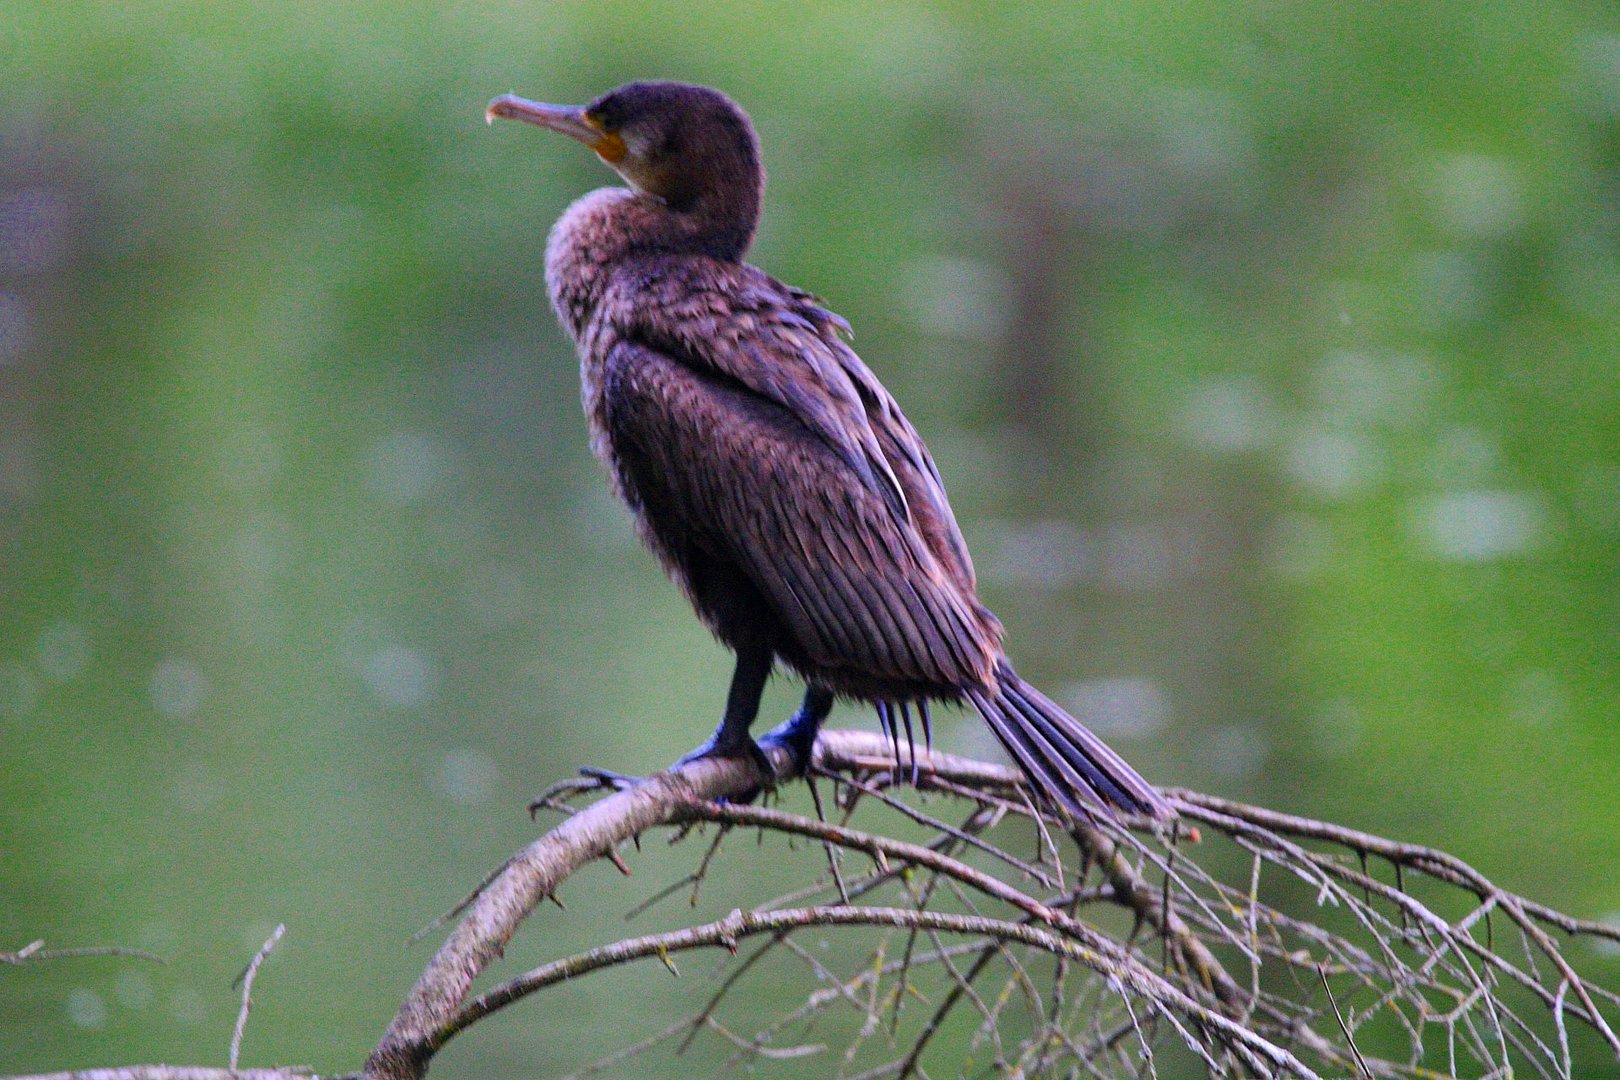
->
[8,729,1616,1080]
[2,941,165,966]
[352,731,1620,1079]
[362,747,779,1080]
[230,924,287,1070]
[7,1071,317,1080]
[431,904,1318,1076]
[1318,963,1372,1078]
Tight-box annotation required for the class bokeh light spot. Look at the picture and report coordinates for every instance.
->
[1060,678,1169,739]
[1411,489,1549,561]
[1574,33,1620,117]
[1508,669,1568,728]
[151,657,209,718]
[1178,376,1277,454]
[363,431,447,505]
[0,662,40,718]
[364,645,439,709]
[114,970,155,1011]
[436,747,502,805]
[1284,426,1383,500]
[1310,698,1364,757]
[1312,349,1434,428]
[36,620,90,682]
[1433,154,1524,239]
[1208,724,1270,780]
[169,985,207,1026]
[66,988,107,1029]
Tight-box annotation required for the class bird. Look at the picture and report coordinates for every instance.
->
[487,81,1172,821]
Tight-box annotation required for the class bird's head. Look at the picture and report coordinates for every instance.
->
[488,81,763,257]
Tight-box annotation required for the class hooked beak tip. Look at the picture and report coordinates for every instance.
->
[485,94,521,126]
[486,92,627,165]
[485,94,595,141]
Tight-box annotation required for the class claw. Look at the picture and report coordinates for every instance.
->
[899,701,918,783]
[577,766,640,789]
[742,738,777,787]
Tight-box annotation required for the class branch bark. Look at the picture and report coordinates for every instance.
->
[430,904,1317,1078]
[7,729,1616,1080]
[364,742,785,1080]
[9,1070,312,1080]
[365,729,1059,1079]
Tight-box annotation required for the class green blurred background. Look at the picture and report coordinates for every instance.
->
[3,1,1618,1075]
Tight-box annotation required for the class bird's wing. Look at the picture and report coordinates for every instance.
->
[799,297,981,596]
[614,265,910,521]
[600,337,1000,688]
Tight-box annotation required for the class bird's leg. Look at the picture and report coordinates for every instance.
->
[758,684,834,778]
[674,644,775,784]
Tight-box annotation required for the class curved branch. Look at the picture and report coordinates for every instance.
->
[353,728,1620,1079]
[364,740,793,1079]
[8,1070,314,1080]
[1172,790,1620,943]
[364,729,1042,1080]
[426,904,1320,1078]
[10,729,1613,1080]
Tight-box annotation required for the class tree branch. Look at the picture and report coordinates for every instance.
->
[428,904,1319,1077]
[7,729,1616,1080]
[364,741,786,1080]
[8,1070,315,1080]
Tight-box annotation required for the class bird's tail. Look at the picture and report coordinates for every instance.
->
[965,662,1173,821]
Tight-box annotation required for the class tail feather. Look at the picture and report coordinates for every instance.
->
[968,664,1172,821]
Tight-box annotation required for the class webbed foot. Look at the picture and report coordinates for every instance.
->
[674,724,777,793]
[757,709,820,779]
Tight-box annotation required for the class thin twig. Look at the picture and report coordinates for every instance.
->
[432,905,1319,1076]
[1319,963,1372,1078]
[7,1071,317,1080]
[12,730,1619,1080]
[231,924,287,1070]
[2,941,165,966]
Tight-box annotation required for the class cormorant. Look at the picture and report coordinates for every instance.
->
[488,81,1171,821]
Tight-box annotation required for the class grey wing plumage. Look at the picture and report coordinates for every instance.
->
[617,266,912,522]
[599,337,998,688]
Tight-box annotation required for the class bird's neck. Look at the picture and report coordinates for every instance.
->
[545,184,761,339]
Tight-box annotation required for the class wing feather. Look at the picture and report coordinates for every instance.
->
[600,337,997,688]
[610,264,910,520]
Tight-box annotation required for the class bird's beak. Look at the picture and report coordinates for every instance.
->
[486,94,627,163]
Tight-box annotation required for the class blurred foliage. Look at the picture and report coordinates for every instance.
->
[1,1,1617,1076]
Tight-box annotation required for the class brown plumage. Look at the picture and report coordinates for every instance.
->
[489,81,1171,820]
